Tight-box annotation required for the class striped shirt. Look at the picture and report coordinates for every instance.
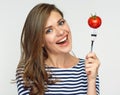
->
[16,58,99,95]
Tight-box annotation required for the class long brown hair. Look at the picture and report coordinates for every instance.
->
[17,3,63,95]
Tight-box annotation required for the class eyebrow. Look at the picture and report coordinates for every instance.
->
[57,18,64,24]
[44,18,64,30]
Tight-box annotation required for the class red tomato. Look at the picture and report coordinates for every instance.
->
[88,15,102,29]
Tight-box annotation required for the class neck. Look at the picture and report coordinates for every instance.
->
[45,53,78,68]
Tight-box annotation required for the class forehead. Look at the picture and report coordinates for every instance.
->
[45,11,62,27]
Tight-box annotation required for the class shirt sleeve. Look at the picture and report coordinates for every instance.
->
[16,67,30,95]
[96,75,100,95]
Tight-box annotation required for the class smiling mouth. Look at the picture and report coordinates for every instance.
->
[56,36,68,44]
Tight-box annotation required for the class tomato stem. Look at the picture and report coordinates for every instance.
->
[90,13,97,19]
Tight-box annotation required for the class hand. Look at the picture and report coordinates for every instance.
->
[85,52,100,81]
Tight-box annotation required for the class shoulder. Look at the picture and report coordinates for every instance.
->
[16,65,25,75]
[16,65,31,95]
[77,58,85,66]
[72,58,86,71]
[79,58,85,62]
[16,65,25,83]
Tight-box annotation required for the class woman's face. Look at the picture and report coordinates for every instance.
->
[44,11,72,55]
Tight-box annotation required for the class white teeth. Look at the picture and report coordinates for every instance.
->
[59,37,67,43]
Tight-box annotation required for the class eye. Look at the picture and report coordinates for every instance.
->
[45,29,53,34]
[59,20,65,26]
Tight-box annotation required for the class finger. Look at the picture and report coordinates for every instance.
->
[85,58,96,66]
[86,52,97,59]
[85,63,93,68]
[86,71,91,75]
[85,58,94,63]
[85,68,91,75]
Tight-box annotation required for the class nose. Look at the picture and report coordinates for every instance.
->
[55,26,65,36]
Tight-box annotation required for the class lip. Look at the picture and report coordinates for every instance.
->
[56,34,68,44]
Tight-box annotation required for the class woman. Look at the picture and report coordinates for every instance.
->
[16,3,100,95]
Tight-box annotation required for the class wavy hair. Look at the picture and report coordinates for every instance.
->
[17,3,63,95]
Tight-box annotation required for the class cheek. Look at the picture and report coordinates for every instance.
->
[44,35,55,46]
[65,24,71,34]
[67,27,72,38]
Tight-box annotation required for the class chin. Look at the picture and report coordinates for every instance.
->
[64,46,72,53]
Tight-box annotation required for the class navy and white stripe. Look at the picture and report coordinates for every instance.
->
[16,58,99,95]
[16,66,30,95]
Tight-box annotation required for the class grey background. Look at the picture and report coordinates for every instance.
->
[0,0,120,95]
